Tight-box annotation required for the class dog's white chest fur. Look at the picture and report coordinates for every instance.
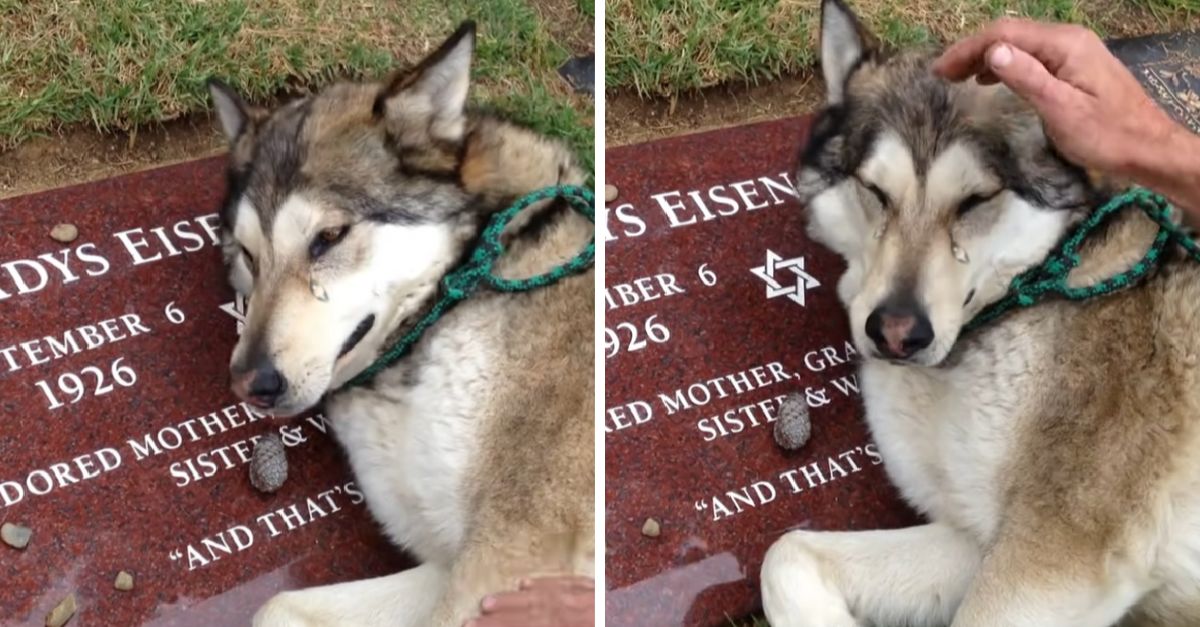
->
[324,310,498,565]
[858,331,1043,542]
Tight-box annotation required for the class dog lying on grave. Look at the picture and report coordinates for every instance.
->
[206,22,594,627]
[760,1,1200,625]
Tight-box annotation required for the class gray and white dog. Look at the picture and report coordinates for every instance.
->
[209,23,594,627]
[761,2,1200,625]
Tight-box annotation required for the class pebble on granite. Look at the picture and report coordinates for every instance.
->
[641,517,661,538]
[774,392,812,451]
[604,184,618,203]
[249,432,288,493]
[45,593,76,627]
[114,570,134,591]
[1,522,32,549]
[49,223,78,243]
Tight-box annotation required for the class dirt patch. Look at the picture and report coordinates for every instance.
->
[0,116,226,201]
[606,74,825,147]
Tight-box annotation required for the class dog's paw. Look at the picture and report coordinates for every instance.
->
[253,591,327,627]
[761,530,859,627]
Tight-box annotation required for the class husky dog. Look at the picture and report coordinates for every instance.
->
[760,2,1200,625]
[207,23,594,627]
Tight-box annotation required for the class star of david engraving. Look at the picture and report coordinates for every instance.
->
[750,250,821,307]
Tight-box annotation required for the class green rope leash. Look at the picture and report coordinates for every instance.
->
[965,187,1200,333]
[342,184,595,389]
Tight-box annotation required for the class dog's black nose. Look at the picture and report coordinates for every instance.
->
[248,366,286,407]
[866,303,934,359]
[233,364,287,408]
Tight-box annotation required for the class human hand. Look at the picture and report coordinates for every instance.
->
[932,19,1182,180]
[464,576,594,627]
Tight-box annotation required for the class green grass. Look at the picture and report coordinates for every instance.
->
[606,0,1198,97]
[0,0,593,170]
[606,0,818,98]
[1134,0,1200,21]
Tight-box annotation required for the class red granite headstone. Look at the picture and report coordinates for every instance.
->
[603,117,921,626]
[0,159,411,625]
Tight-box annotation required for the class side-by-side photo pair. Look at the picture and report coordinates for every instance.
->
[607,0,1200,625]
[2,0,1200,625]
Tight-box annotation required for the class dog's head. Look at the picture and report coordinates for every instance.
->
[210,22,575,415]
[798,0,1098,366]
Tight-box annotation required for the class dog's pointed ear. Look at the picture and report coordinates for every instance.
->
[207,78,253,143]
[820,0,877,104]
[375,21,476,144]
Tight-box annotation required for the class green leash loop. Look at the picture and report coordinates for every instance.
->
[965,188,1200,333]
[343,184,595,388]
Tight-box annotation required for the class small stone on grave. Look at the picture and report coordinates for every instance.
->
[45,593,76,627]
[114,570,134,591]
[641,517,661,538]
[605,184,618,203]
[1,522,32,549]
[49,223,78,243]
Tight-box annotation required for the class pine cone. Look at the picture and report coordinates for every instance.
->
[249,432,288,493]
[774,392,812,451]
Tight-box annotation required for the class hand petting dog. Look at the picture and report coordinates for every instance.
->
[466,576,594,627]
[934,19,1200,220]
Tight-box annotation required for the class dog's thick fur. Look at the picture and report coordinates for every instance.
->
[760,3,1200,625]
[208,23,593,626]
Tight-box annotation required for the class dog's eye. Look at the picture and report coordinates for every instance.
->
[956,192,998,216]
[310,225,350,259]
[241,246,256,274]
[865,183,889,208]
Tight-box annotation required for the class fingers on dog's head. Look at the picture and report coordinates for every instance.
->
[933,18,1077,81]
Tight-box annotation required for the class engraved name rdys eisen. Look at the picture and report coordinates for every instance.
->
[0,215,221,413]
[603,170,881,524]
[0,211,368,573]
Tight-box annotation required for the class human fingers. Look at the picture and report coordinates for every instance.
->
[517,576,595,592]
[480,590,539,613]
[479,580,593,614]
[980,43,1079,112]
[976,70,1000,85]
[933,18,1074,81]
